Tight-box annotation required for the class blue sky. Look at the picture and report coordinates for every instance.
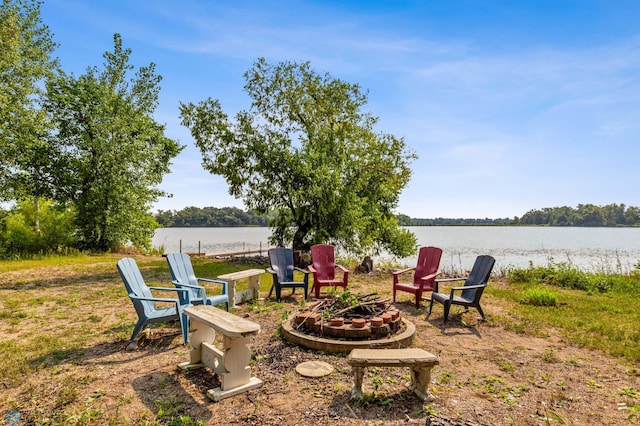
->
[40,0,640,219]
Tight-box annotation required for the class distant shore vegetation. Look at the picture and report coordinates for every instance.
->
[155,203,640,228]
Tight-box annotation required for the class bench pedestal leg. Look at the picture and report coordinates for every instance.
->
[208,334,262,401]
[226,279,237,308]
[408,366,435,402]
[351,367,364,399]
[178,318,215,370]
[248,275,260,302]
[179,317,263,401]
[351,366,365,399]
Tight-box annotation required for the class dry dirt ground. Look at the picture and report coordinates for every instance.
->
[1,258,639,425]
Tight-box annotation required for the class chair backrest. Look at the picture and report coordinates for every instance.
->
[413,246,443,289]
[461,255,495,302]
[269,247,295,282]
[166,253,197,285]
[117,257,154,317]
[310,244,336,280]
[166,253,200,304]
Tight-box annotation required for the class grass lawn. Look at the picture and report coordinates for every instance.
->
[1,254,639,425]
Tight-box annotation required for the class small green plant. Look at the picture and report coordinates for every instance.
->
[371,375,384,393]
[627,404,640,423]
[620,387,639,398]
[152,396,204,425]
[541,348,559,363]
[437,370,454,385]
[500,360,515,372]
[587,379,601,389]
[85,389,106,403]
[280,310,291,320]
[418,405,440,417]
[522,286,558,306]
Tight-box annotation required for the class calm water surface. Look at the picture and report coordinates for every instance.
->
[152,226,640,273]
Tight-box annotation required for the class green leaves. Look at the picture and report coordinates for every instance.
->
[42,34,183,251]
[181,58,417,256]
[0,0,58,201]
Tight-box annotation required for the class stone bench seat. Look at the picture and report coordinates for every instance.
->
[347,348,439,401]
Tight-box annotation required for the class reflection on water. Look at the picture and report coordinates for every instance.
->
[153,226,640,273]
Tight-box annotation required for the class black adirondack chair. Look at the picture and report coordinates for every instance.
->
[427,255,495,323]
[267,247,310,301]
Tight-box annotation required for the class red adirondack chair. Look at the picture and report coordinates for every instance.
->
[308,244,349,298]
[392,246,443,307]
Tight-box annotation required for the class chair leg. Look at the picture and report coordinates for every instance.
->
[276,286,282,302]
[267,284,275,298]
[443,301,451,323]
[475,304,486,320]
[178,311,189,345]
[426,298,434,318]
[129,320,146,343]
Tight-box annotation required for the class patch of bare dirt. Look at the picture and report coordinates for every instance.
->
[1,260,639,425]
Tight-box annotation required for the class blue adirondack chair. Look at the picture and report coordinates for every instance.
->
[427,255,495,323]
[117,257,190,344]
[165,253,229,311]
[267,247,310,301]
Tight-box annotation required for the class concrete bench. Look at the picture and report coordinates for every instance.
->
[346,348,439,402]
[217,268,265,308]
[179,305,262,401]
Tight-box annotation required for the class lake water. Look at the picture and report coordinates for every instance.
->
[152,226,640,274]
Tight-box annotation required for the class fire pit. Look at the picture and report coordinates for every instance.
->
[281,293,415,353]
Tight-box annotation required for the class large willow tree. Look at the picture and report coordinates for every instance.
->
[180,58,416,257]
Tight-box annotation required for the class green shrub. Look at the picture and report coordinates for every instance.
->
[522,286,557,306]
[508,260,640,296]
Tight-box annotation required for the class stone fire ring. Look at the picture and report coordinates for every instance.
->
[281,318,416,353]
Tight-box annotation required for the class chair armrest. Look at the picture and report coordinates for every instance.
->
[450,284,487,292]
[433,276,465,292]
[435,277,468,283]
[419,271,441,282]
[196,278,227,294]
[392,266,415,276]
[336,264,349,273]
[171,280,203,290]
[148,286,189,294]
[196,277,227,286]
[449,283,487,298]
[171,280,208,299]
[129,295,182,303]
[308,265,316,273]
[294,267,309,275]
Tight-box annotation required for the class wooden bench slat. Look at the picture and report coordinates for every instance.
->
[185,305,260,337]
[217,269,265,281]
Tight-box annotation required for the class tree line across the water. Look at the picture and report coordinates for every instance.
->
[156,203,640,228]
